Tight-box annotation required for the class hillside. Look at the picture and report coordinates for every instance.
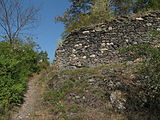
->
[39,11,160,120]
[0,0,160,120]
[25,60,159,120]
[9,49,160,120]
[42,63,140,120]
[3,10,160,120]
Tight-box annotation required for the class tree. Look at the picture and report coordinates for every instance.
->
[55,0,112,37]
[38,51,50,69]
[111,0,160,15]
[55,0,93,36]
[0,40,41,117]
[110,0,134,15]
[0,0,39,44]
[56,0,160,37]
[133,0,160,13]
[78,0,112,27]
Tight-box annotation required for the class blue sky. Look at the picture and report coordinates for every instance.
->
[26,0,70,62]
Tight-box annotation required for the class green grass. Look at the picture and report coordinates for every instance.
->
[43,63,128,119]
[108,73,117,77]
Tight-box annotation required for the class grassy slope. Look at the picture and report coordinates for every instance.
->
[42,63,139,120]
[8,60,159,120]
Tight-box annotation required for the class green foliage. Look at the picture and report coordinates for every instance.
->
[111,0,134,15]
[56,0,160,37]
[44,67,96,105]
[55,0,92,36]
[55,0,112,37]
[0,41,48,118]
[45,79,77,105]
[148,30,160,40]
[78,0,113,27]
[38,51,50,69]
[133,0,160,13]
[111,0,160,15]
[120,31,160,111]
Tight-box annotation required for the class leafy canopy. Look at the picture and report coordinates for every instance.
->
[55,0,112,37]
[0,40,49,118]
[56,0,160,37]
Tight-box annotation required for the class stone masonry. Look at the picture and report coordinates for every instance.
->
[54,11,160,70]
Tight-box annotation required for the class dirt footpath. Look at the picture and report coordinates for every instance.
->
[11,73,51,120]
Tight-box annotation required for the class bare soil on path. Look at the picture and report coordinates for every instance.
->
[11,73,50,120]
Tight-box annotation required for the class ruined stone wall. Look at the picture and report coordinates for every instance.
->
[54,11,160,70]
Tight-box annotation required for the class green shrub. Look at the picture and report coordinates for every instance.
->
[120,42,160,110]
[0,41,43,118]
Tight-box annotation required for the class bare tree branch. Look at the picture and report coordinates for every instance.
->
[0,0,39,44]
